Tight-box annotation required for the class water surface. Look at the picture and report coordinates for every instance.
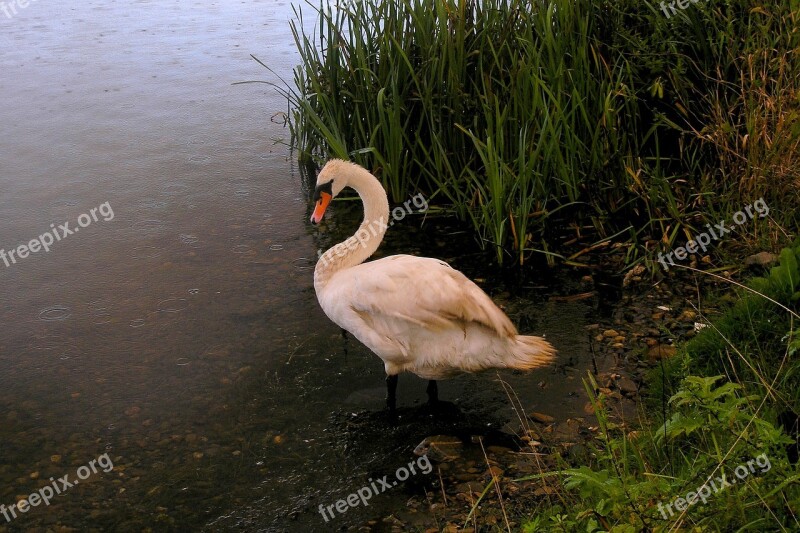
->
[0,2,597,531]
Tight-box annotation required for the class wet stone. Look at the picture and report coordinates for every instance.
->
[616,376,638,395]
[413,435,463,462]
[528,412,555,424]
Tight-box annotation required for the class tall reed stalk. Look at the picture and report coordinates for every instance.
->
[280,0,799,265]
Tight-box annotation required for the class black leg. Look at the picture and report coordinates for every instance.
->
[386,374,398,413]
[340,328,349,357]
[426,380,438,405]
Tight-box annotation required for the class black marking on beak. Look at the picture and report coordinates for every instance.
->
[313,180,334,202]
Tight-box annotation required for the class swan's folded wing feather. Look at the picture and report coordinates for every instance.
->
[347,255,517,338]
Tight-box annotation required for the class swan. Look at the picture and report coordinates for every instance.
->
[310,159,556,413]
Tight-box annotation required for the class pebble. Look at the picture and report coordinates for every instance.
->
[616,376,638,395]
[484,466,504,479]
[528,412,555,424]
[413,435,463,462]
[745,251,777,266]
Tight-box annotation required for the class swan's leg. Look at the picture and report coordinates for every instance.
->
[426,380,438,405]
[386,374,398,413]
[340,328,349,357]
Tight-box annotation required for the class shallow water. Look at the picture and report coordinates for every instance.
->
[0,2,605,531]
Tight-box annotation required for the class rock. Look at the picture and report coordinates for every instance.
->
[745,251,777,266]
[567,443,589,464]
[486,445,513,455]
[453,481,481,496]
[528,412,555,424]
[622,264,646,287]
[647,344,677,361]
[602,329,619,338]
[616,376,637,395]
[413,435,463,462]
[678,309,697,322]
[597,372,616,388]
[484,466,504,479]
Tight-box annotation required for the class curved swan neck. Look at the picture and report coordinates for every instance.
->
[314,164,390,288]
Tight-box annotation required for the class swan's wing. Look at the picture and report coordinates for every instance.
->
[345,255,517,338]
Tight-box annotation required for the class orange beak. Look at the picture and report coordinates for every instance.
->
[310,191,332,225]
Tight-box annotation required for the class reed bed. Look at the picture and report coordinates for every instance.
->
[280,0,799,265]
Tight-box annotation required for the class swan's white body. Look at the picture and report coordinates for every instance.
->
[311,159,555,383]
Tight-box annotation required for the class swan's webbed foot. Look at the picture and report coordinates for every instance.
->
[426,380,438,405]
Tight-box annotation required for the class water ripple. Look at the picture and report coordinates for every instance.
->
[131,219,167,236]
[231,244,254,255]
[162,183,190,195]
[132,245,164,260]
[38,305,72,321]
[157,298,188,313]
[187,154,211,164]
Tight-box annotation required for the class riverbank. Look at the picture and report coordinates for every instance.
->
[362,243,799,532]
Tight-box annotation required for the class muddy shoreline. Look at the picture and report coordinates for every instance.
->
[348,253,717,532]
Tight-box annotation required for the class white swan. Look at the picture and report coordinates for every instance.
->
[310,159,556,412]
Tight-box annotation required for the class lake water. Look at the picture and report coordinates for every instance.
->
[0,1,598,531]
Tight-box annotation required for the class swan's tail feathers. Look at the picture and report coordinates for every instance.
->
[508,335,557,370]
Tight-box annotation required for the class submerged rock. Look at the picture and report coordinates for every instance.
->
[413,435,463,462]
[527,412,555,424]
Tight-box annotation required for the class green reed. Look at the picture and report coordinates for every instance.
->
[281,0,799,265]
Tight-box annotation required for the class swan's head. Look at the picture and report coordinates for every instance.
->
[309,159,351,225]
